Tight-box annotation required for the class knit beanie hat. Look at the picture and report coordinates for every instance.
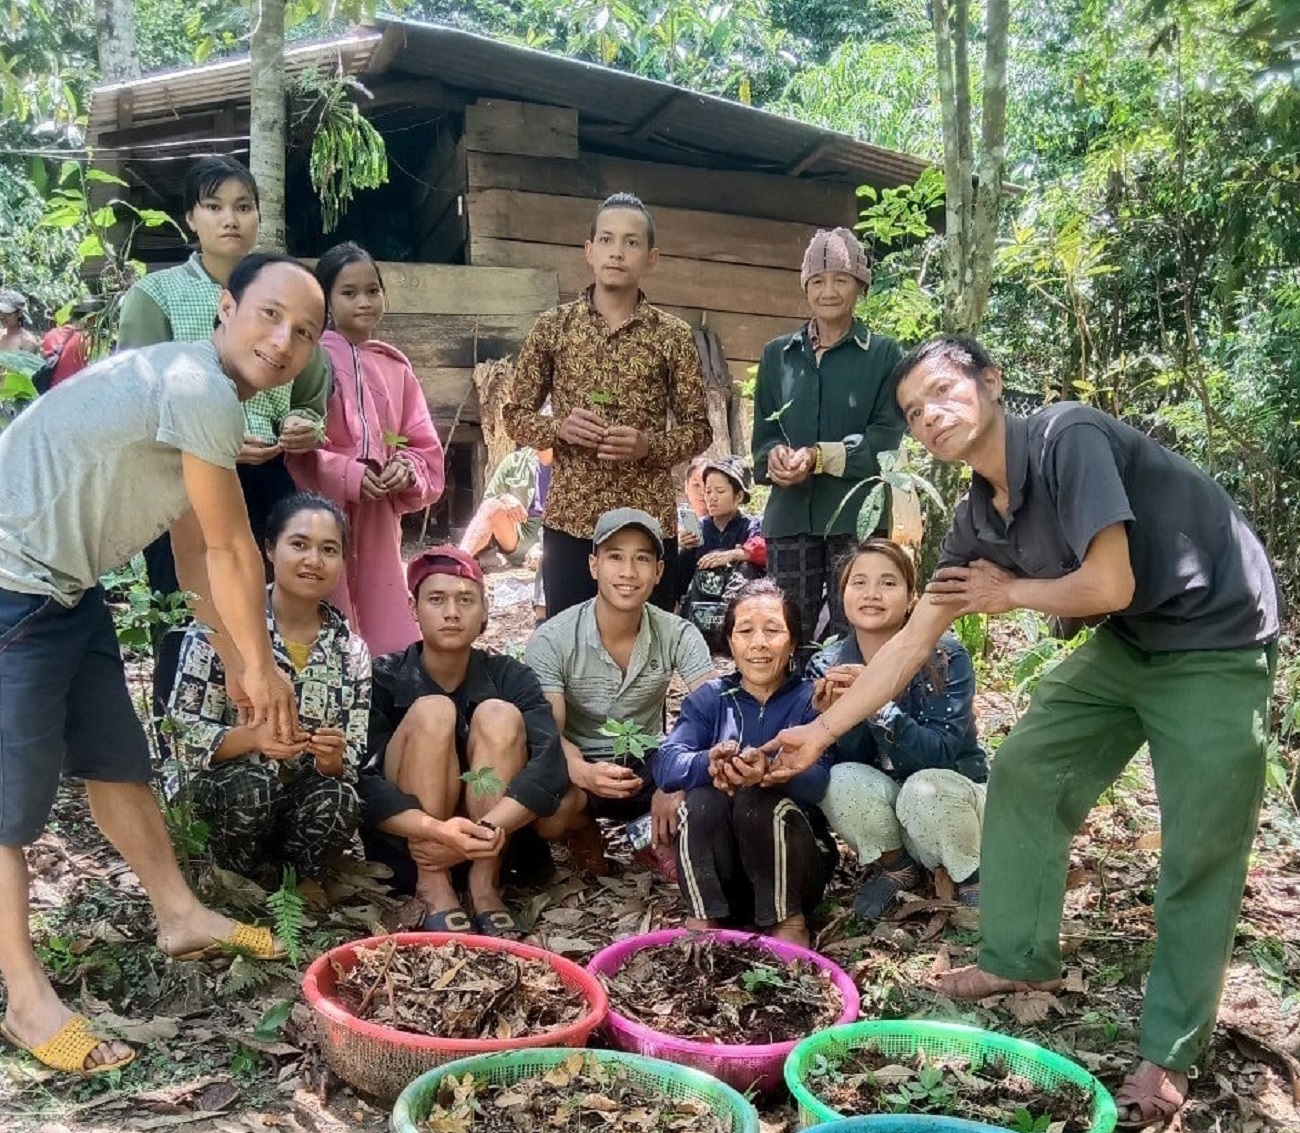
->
[800,228,872,289]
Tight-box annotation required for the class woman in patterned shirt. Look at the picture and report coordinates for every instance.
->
[808,538,988,921]
[168,493,371,882]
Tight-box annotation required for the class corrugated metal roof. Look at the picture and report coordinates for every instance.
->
[89,20,930,188]
[90,33,380,130]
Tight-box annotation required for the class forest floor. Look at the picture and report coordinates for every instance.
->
[2,567,1298,1133]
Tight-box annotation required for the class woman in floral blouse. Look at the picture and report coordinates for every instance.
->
[168,492,371,882]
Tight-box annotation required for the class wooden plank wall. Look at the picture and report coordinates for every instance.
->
[369,261,559,427]
[463,98,861,372]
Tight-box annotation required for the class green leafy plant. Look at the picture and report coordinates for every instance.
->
[460,766,507,798]
[823,445,947,540]
[598,717,657,764]
[884,1062,955,1114]
[1009,1108,1052,1133]
[296,71,389,233]
[382,428,409,454]
[739,962,786,993]
[267,868,307,968]
[765,398,795,447]
[588,390,615,409]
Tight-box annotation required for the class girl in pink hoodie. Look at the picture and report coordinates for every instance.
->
[288,243,444,655]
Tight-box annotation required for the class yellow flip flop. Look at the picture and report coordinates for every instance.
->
[173,922,287,963]
[0,1014,135,1076]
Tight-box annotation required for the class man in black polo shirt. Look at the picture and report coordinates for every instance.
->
[764,336,1281,1128]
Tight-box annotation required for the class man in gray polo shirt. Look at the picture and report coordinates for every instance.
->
[765,336,1281,1129]
[525,508,714,879]
[0,254,324,1075]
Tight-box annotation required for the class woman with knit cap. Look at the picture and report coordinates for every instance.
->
[751,228,905,657]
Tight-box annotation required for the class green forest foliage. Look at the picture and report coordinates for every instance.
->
[2,0,1299,600]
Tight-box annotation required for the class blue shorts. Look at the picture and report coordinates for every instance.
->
[0,585,152,846]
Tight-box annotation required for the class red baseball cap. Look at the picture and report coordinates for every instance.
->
[407,546,485,598]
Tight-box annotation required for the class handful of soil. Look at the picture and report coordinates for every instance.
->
[424,1053,732,1133]
[600,934,842,1044]
[809,1046,1094,1131]
[332,940,588,1040]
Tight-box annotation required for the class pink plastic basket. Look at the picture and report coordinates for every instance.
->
[586,928,860,1094]
[303,932,608,1102]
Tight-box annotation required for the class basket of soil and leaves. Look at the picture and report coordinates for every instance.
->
[587,928,860,1093]
[784,1021,1118,1132]
[391,1047,761,1133]
[800,1119,1006,1132]
[302,932,607,1102]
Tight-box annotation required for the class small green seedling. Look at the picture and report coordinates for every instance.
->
[588,390,614,408]
[1009,1108,1051,1133]
[599,717,656,764]
[382,428,409,452]
[460,767,507,798]
[766,398,794,447]
[739,963,786,994]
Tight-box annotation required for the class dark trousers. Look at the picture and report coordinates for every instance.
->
[541,525,679,619]
[146,455,297,723]
[676,785,836,928]
[767,533,858,657]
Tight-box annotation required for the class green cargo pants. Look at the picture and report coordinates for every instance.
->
[979,626,1274,1071]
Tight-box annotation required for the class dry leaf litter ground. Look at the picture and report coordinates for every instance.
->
[1,568,1297,1133]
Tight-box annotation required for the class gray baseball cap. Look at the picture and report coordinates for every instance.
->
[592,507,664,557]
[0,289,26,315]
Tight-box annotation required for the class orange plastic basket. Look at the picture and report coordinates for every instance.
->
[301,931,608,1102]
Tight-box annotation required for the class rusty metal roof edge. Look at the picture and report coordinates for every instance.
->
[93,30,383,98]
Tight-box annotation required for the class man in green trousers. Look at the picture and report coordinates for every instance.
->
[765,335,1281,1129]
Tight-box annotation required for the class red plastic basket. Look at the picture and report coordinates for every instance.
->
[586,928,860,1094]
[302,931,608,1102]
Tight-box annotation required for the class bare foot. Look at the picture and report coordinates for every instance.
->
[768,915,810,948]
[683,917,721,932]
[155,904,281,959]
[4,990,132,1070]
[1115,1061,1187,1129]
[930,964,1062,999]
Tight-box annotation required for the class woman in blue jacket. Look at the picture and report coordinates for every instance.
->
[655,578,836,946]
[808,538,987,922]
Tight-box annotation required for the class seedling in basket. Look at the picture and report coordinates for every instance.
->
[598,717,656,765]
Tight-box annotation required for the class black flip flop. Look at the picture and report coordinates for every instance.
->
[420,907,474,933]
[471,909,528,938]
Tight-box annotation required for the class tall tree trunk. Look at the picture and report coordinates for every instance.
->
[923,0,1010,577]
[249,0,287,251]
[93,0,140,80]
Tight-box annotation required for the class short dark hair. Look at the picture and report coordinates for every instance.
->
[314,240,385,312]
[183,156,259,214]
[589,192,656,248]
[225,252,316,303]
[720,578,804,656]
[890,334,999,400]
[264,491,348,551]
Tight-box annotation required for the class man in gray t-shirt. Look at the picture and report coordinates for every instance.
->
[0,254,324,1075]
[766,336,1281,1129]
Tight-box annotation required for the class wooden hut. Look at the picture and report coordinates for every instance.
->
[89,20,931,527]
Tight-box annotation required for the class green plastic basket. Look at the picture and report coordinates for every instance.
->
[391,1046,761,1133]
[784,1021,1118,1133]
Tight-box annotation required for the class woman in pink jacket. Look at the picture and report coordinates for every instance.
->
[289,242,444,655]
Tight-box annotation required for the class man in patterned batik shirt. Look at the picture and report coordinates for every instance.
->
[503,191,711,617]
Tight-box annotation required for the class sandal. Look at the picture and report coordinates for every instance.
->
[420,907,474,933]
[1115,1061,1188,1129]
[172,922,286,963]
[931,964,1063,999]
[0,1015,135,1076]
[471,909,528,938]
